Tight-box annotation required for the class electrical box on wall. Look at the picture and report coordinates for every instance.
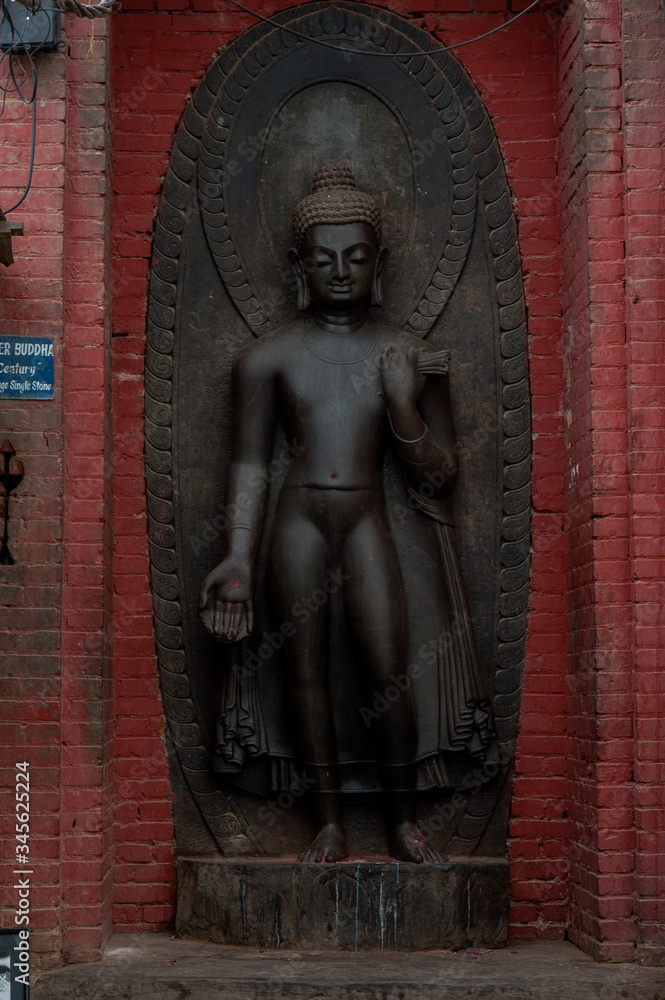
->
[0,0,61,52]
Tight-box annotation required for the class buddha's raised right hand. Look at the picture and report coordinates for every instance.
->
[199,558,254,642]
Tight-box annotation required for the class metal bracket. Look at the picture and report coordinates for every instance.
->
[0,439,24,565]
[0,211,24,267]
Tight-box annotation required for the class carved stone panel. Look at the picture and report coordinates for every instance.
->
[146,1,530,863]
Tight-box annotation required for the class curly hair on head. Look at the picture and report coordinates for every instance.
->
[292,162,383,250]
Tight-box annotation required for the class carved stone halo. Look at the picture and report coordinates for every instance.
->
[196,1,479,338]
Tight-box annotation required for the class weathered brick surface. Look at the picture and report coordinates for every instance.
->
[622,0,665,968]
[1,0,663,971]
[0,42,67,972]
[455,5,568,943]
[0,16,114,970]
[60,16,115,966]
[558,0,665,966]
[558,0,638,964]
[109,0,569,943]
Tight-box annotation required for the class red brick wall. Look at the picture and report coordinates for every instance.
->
[557,0,636,962]
[460,7,569,941]
[108,7,181,934]
[1,0,663,971]
[0,42,66,970]
[0,16,114,969]
[558,0,665,965]
[623,0,665,966]
[61,17,115,964]
[109,0,569,941]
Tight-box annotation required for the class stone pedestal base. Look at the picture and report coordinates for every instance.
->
[175,856,509,951]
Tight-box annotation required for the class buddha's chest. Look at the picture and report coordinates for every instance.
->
[276,348,386,433]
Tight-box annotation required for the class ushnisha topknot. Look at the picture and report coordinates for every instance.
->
[292,162,383,250]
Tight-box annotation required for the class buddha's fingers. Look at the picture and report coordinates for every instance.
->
[213,597,224,637]
[228,603,243,641]
[221,601,233,638]
[234,606,250,642]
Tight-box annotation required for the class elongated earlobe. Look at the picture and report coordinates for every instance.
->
[371,274,384,308]
[298,282,312,312]
[289,248,311,311]
[371,245,389,308]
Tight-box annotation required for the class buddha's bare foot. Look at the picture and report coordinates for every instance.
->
[388,822,447,864]
[298,823,348,863]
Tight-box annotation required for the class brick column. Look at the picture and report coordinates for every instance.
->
[0,11,113,970]
[60,15,114,963]
[623,0,665,966]
[558,0,637,962]
[0,44,67,972]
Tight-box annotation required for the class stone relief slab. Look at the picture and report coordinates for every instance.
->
[146,1,530,863]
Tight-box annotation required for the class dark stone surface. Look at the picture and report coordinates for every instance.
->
[175,856,508,950]
[146,0,531,864]
[33,935,665,1000]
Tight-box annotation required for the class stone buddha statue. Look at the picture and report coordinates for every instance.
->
[200,163,494,863]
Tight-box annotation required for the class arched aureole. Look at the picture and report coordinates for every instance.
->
[196,4,476,335]
[146,1,530,858]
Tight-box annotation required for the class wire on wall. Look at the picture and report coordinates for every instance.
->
[225,0,543,57]
[12,0,113,19]
[0,0,47,213]
[0,0,547,216]
[1,0,111,217]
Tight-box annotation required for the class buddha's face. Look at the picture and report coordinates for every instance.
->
[299,222,379,310]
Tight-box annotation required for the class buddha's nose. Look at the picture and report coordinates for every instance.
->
[331,252,350,280]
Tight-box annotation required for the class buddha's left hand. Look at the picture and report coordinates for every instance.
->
[379,345,426,414]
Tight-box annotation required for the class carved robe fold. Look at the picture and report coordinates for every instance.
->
[212,349,497,795]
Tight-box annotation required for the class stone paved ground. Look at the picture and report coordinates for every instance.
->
[33,934,665,999]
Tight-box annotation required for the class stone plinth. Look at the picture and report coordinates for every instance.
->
[175,856,509,951]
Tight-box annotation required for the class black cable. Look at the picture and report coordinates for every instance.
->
[225,0,543,57]
[10,54,36,103]
[0,0,544,216]
[0,0,44,213]
[5,65,37,212]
